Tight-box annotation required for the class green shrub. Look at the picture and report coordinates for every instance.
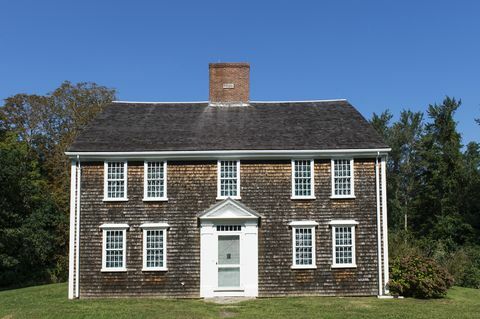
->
[389,255,454,298]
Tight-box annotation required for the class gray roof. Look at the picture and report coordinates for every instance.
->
[68,100,388,152]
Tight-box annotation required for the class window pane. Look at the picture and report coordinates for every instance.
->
[334,226,353,264]
[145,229,164,268]
[106,162,126,198]
[334,159,352,196]
[218,235,240,265]
[146,162,165,198]
[105,230,124,268]
[295,228,313,265]
[218,267,240,287]
[219,161,238,197]
[294,160,312,196]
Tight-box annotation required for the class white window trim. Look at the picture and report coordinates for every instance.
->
[103,161,128,201]
[291,159,316,199]
[330,158,355,199]
[100,223,129,272]
[330,220,358,268]
[140,223,169,271]
[290,221,318,269]
[216,160,241,200]
[143,161,168,201]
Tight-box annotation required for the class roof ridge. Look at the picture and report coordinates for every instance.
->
[112,99,348,105]
[112,100,208,104]
[250,99,347,103]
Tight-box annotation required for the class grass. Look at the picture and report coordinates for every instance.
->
[0,283,479,319]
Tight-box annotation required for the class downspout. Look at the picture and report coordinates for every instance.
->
[375,153,383,296]
[381,156,389,294]
[75,155,81,298]
[68,160,77,299]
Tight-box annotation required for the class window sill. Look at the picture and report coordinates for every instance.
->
[291,196,316,200]
[101,268,127,272]
[103,198,129,202]
[331,264,357,269]
[142,198,168,202]
[330,195,356,200]
[216,196,241,200]
[291,265,317,270]
[142,268,168,272]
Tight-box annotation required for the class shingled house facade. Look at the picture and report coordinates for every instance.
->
[66,63,391,299]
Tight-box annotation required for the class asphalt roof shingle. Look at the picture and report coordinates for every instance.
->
[68,100,388,152]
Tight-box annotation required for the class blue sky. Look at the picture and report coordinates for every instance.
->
[1,0,479,144]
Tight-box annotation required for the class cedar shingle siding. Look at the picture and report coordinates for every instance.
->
[79,159,378,297]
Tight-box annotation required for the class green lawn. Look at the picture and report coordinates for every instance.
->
[0,283,479,319]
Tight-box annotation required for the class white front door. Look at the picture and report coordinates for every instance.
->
[217,234,241,289]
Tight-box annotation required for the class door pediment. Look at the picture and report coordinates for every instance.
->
[199,198,262,221]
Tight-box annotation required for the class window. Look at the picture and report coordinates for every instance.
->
[100,224,129,272]
[104,161,128,201]
[331,159,354,198]
[217,160,240,199]
[216,225,242,232]
[141,223,168,271]
[291,160,315,199]
[289,221,318,269]
[143,161,167,200]
[329,220,358,268]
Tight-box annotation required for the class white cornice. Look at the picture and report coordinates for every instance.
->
[65,148,391,161]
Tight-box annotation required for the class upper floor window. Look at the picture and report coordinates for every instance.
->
[104,161,128,201]
[329,220,358,268]
[100,224,129,272]
[217,160,240,199]
[331,159,354,198]
[289,221,318,269]
[143,161,167,201]
[291,160,315,199]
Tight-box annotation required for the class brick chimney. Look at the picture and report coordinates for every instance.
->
[209,63,250,106]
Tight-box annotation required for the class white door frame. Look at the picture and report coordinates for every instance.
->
[199,199,260,298]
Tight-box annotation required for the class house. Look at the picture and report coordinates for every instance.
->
[66,63,391,299]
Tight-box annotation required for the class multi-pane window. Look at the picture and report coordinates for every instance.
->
[289,221,317,268]
[217,160,240,199]
[104,161,127,200]
[141,223,168,271]
[295,228,313,265]
[292,160,314,198]
[216,225,242,232]
[330,221,357,268]
[332,159,354,197]
[101,224,128,271]
[144,161,167,200]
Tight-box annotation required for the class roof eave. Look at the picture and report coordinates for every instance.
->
[65,148,391,161]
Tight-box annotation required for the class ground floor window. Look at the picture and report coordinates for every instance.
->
[100,224,129,272]
[329,220,358,268]
[289,221,318,269]
[141,223,169,271]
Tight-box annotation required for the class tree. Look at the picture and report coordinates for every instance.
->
[0,81,116,285]
[0,133,65,286]
[414,97,473,247]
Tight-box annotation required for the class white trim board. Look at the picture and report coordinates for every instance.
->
[66,148,391,161]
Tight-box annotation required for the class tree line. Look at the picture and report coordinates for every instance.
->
[0,82,479,288]
[371,97,480,288]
